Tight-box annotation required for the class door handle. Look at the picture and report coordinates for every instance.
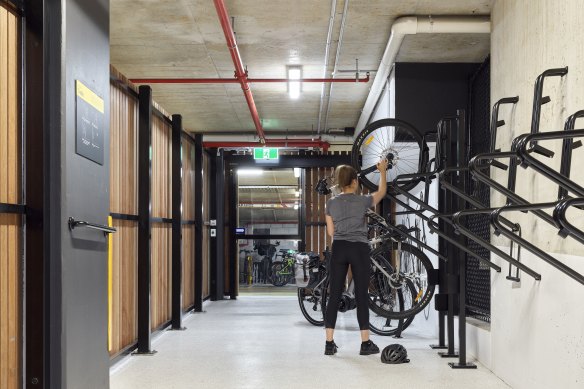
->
[68,217,117,234]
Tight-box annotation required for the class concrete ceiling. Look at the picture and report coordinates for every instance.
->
[111,0,493,136]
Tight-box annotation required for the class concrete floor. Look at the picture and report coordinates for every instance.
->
[110,296,510,389]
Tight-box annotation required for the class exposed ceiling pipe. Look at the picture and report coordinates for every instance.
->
[323,0,350,134]
[129,75,369,84]
[213,0,266,143]
[317,0,338,133]
[202,139,331,152]
[355,16,491,134]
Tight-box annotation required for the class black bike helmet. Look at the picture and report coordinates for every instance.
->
[381,344,410,364]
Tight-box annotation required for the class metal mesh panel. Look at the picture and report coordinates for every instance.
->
[466,57,491,322]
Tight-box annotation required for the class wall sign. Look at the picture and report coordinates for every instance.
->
[76,80,105,165]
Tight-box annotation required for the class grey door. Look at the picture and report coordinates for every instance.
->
[51,0,111,387]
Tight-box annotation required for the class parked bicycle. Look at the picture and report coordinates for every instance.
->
[270,249,297,286]
[297,248,428,336]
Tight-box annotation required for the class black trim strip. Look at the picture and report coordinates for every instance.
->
[0,203,26,214]
[306,221,326,226]
[151,217,173,224]
[153,108,172,126]
[109,213,139,221]
[110,213,194,225]
[237,234,300,240]
[0,0,24,16]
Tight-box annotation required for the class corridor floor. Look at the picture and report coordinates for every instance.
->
[110,296,510,389]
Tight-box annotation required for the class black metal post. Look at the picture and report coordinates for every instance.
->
[228,168,237,299]
[215,149,226,299]
[439,118,459,359]
[298,168,306,252]
[209,154,217,300]
[450,110,476,369]
[25,0,48,384]
[194,134,204,312]
[170,114,185,330]
[134,85,156,355]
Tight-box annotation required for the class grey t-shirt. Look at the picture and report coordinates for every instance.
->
[325,193,373,243]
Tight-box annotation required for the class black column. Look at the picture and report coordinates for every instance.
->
[171,114,184,329]
[210,149,225,300]
[194,135,204,311]
[450,110,476,369]
[298,168,306,252]
[228,168,237,299]
[25,1,48,386]
[136,85,155,354]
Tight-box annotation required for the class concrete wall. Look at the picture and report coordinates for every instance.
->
[480,1,584,388]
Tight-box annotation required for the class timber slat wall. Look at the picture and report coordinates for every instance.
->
[109,67,138,356]
[303,152,342,255]
[182,139,195,310]
[0,7,21,389]
[151,103,172,330]
[109,66,212,355]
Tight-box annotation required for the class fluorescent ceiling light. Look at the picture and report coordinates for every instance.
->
[293,167,301,177]
[295,191,300,197]
[288,67,301,99]
[294,204,299,210]
[237,169,263,176]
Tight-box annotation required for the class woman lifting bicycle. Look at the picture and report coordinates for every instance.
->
[323,160,387,356]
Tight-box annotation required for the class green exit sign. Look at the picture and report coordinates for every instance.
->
[253,148,279,160]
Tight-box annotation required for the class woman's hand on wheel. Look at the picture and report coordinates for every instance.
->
[376,159,388,173]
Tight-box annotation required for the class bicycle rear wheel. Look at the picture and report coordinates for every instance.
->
[320,278,415,337]
[352,118,428,193]
[298,287,325,326]
[368,242,435,320]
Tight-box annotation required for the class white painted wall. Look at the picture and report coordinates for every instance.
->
[468,1,584,388]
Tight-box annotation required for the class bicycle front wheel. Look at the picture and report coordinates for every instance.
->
[352,118,428,193]
[368,242,435,320]
[369,308,415,336]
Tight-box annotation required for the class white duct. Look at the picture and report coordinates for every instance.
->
[355,16,491,134]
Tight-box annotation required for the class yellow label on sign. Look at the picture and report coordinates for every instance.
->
[364,136,374,146]
[76,80,104,113]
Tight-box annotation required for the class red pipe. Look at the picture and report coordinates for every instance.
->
[129,75,370,84]
[213,0,266,143]
[202,140,330,152]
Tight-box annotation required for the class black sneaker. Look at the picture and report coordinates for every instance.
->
[360,340,380,355]
[325,341,338,355]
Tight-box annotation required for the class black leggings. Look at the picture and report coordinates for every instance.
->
[324,240,370,330]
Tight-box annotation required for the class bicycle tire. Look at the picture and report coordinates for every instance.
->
[352,118,428,193]
[368,281,416,336]
[271,262,291,287]
[298,287,325,326]
[368,242,435,320]
[320,278,415,337]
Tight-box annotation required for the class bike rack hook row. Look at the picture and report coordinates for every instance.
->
[491,202,584,286]
[553,197,584,242]
[445,210,541,280]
